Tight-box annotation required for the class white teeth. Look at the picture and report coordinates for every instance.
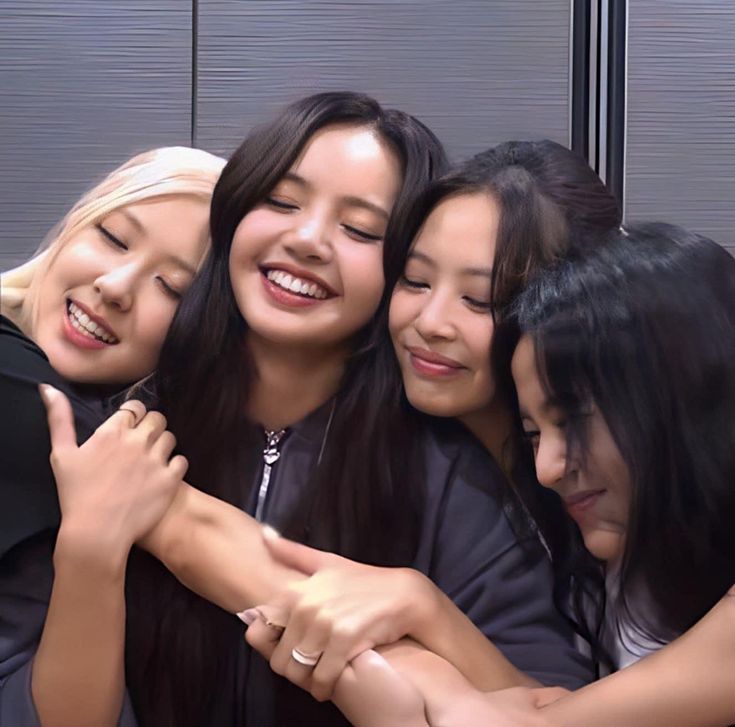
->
[265,269,329,300]
[67,301,118,344]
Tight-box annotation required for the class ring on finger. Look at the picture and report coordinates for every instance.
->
[291,647,323,668]
[118,401,146,427]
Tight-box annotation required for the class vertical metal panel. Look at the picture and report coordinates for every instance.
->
[196,0,572,161]
[0,1,192,269]
[625,1,735,253]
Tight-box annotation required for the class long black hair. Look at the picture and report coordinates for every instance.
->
[372,140,622,662]
[125,92,447,727]
[510,222,735,647]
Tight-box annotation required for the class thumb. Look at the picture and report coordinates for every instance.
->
[262,526,334,576]
[39,384,79,453]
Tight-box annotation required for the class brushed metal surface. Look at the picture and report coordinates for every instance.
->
[625,1,735,253]
[0,1,192,269]
[196,0,572,162]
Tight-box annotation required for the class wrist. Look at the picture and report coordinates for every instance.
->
[399,569,442,642]
[55,521,130,577]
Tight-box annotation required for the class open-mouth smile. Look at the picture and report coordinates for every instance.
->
[64,299,119,347]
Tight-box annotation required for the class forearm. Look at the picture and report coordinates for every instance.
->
[412,576,537,691]
[543,589,735,727]
[141,483,305,613]
[32,528,128,727]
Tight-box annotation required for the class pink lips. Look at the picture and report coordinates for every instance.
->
[564,489,606,518]
[406,346,465,378]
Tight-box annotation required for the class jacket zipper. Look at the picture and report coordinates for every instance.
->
[255,428,286,521]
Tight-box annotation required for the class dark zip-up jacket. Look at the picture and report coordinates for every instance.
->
[210,403,592,726]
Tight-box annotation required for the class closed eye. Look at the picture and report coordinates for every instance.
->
[156,276,182,300]
[342,224,382,243]
[265,197,298,211]
[399,275,429,290]
[463,296,493,313]
[96,223,127,250]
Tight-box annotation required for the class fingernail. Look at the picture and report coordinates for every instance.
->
[236,608,260,625]
[262,524,281,542]
[38,384,59,403]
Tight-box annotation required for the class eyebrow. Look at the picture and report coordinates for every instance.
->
[118,209,197,276]
[280,172,390,221]
[408,250,493,278]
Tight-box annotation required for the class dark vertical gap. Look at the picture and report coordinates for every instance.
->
[594,2,603,173]
[191,0,198,147]
[571,0,591,160]
[606,0,626,206]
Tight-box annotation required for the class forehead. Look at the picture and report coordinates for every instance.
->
[289,123,402,198]
[411,192,499,269]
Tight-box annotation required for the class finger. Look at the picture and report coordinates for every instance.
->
[244,615,281,661]
[133,410,168,446]
[151,430,177,462]
[262,526,335,576]
[105,400,147,431]
[118,399,147,429]
[278,618,333,698]
[167,454,189,480]
[38,384,78,453]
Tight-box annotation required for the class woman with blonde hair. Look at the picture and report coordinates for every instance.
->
[0,145,225,726]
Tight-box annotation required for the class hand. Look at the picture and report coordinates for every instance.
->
[427,686,567,727]
[243,529,437,701]
[241,616,429,727]
[39,385,187,558]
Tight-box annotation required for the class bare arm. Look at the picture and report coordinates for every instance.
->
[542,587,735,727]
[139,487,305,613]
[32,390,184,727]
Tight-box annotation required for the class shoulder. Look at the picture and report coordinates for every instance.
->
[0,315,103,430]
[419,417,507,498]
[0,316,105,557]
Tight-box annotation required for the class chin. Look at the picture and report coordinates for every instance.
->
[404,387,461,418]
[581,528,625,564]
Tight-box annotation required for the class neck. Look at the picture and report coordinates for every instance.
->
[246,333,348,431]
[459,398,514,472]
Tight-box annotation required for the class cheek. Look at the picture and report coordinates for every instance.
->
[465,318,494,371]
[343,246,385,306]
[388,289,417,340]
[231,211,281,263]
[134,296,178,354]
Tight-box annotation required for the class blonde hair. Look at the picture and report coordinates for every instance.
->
[0,146,225,333]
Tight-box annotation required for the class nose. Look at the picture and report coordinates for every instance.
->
[414,291,456,342]
[534,435,568,490]
[93,263,136,311]
[285,211,333,264]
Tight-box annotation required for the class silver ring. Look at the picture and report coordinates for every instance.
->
[291,647,322,668]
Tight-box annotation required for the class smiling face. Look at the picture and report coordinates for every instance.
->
[511,334,631,563]
[389,192,499,418]
[228,123,401,352]
[33,195,210,385]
